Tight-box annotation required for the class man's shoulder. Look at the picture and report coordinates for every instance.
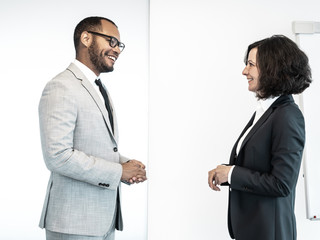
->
[43,65,82,95]
[50,64,81,84]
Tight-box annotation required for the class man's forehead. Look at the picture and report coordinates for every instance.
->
[101,20,120,38]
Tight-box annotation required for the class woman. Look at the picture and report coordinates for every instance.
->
[208,35,311,240]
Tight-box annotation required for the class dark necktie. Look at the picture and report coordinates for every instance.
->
[95,79,122,230]
[95,79,114,134]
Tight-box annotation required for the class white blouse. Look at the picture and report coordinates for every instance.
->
[228,96,279,184]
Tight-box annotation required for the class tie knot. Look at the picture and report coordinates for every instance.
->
[95,79,102,87]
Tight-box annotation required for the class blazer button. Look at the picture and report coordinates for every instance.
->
[113,147,118,152]
[99,183,110,187]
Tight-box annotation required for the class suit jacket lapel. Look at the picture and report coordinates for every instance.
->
[67,63,117,143]
[238,107,273,154]
[230,113,255,164]
[237,95,293,155]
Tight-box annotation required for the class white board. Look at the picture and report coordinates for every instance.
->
[293,21,320,221]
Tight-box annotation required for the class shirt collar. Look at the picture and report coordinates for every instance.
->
[257,96,280,113]
[73,59,100,82]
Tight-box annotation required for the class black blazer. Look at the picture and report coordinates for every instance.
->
[227,95,305,240]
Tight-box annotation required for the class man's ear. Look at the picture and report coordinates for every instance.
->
[80,31,92,48]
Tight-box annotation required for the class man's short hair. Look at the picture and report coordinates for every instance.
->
[73,16,117,51]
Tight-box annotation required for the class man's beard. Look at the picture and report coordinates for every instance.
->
[88,38,114,73]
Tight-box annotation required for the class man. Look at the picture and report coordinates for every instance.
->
[38,16,147,240]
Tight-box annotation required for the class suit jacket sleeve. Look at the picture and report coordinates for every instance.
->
[230,104,305,197]
[119,154,130,164]
[39,78,122,190]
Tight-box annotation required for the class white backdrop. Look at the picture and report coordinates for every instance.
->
[148,0,320,239]
[0,0,148,239]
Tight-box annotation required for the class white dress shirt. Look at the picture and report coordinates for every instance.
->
[228,96,280,184]
[73,59,104,103]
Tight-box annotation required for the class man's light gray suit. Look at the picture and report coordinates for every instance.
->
[39,63,129,236]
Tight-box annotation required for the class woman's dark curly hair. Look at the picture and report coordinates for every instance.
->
[244,35,312,99]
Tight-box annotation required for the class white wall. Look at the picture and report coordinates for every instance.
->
[0,0,148,239]
[148,0,320,239]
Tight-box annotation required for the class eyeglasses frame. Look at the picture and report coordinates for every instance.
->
[87,31,125,52]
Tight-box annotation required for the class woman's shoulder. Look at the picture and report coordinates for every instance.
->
[272,99,304,129]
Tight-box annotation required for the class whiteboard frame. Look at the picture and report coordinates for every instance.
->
[293,21,320,221]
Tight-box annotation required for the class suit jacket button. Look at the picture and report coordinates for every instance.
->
[113,147,118,152]
[106,184,110,187]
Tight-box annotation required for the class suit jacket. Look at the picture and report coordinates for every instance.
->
[227,95,305,240]
[38,63,129,236]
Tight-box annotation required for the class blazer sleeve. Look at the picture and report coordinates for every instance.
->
[119,154,130,164]
[230,105,305,197]
[39,78,122,190]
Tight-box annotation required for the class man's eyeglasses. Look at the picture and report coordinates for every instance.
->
[88,31,125,52]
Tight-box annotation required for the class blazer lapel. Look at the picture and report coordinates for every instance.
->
[238,107,273,154]
[230,113,255,164]
[237,95,293,155]
[67,63,117,143]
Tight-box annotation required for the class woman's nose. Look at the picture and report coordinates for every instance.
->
[242,66,248,75]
